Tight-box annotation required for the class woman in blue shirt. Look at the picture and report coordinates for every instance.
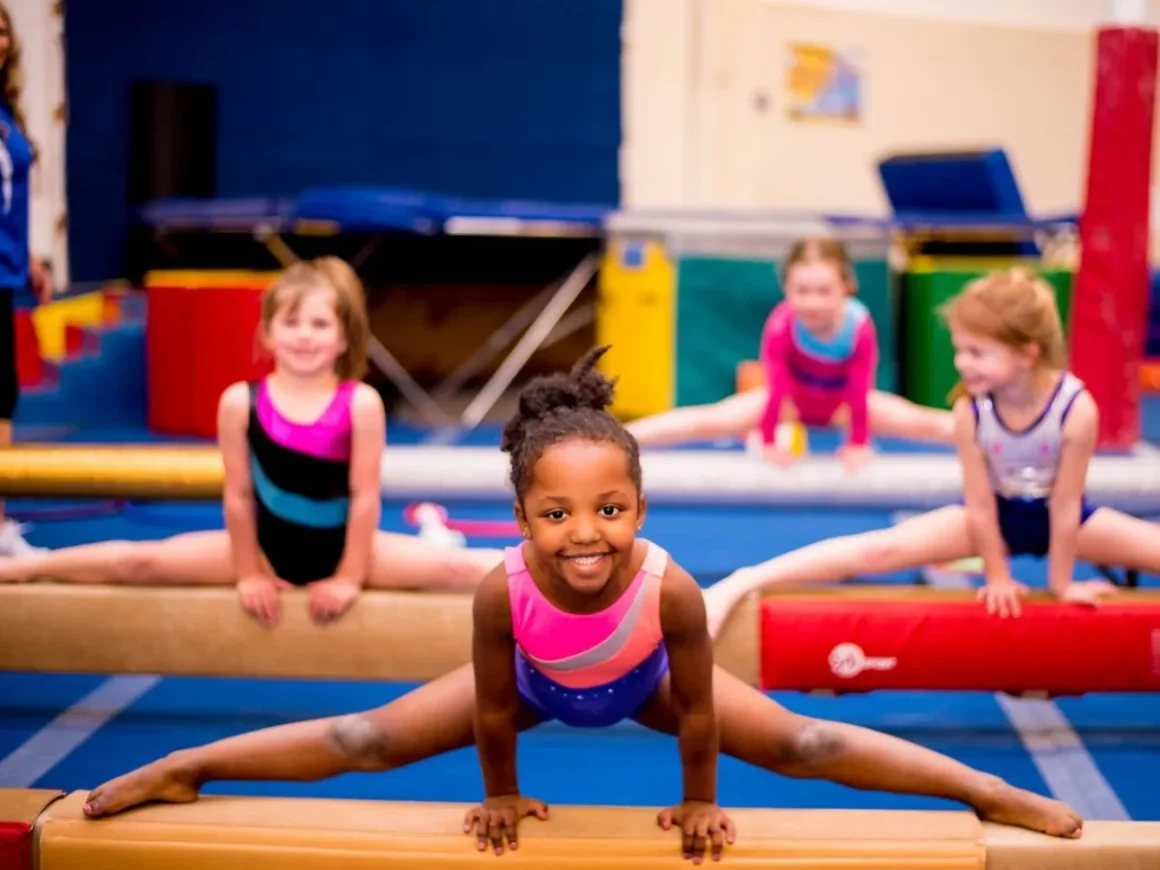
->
[0,3,53,557]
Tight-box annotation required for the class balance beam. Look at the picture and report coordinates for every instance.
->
[5,790,1159,869]
[0,444,224,499]
[0,584,760,685]
[7,443,1160,512]
[760,586,1160,694]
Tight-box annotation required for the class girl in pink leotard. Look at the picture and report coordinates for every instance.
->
[758,279,877,468]
[80,346,1081,855]
[627,237,954,471]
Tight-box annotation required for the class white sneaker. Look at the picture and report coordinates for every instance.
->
[412,503,468,549]
[0,519,48,557]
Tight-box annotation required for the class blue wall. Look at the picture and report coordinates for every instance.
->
[65,0,623,281]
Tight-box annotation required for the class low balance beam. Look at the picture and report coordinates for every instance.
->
[0,584,760,685]
[7,443,1160,512]
[9,790,1160,869]
[0,444,224,499]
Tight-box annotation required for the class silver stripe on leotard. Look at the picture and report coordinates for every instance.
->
[520,572,660,672]
[973,372,1085,500]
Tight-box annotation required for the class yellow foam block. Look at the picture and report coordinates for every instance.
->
[144,270,281,289]
[598,239,677,420]
[0,584,759,685]
[38,792,988,869]
[32,293,108,360]
[776,420,809,456]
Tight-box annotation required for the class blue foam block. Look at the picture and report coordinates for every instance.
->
[879,149,1028,215]
[16,323,147,428]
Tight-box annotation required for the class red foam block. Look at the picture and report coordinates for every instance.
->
[13,308,42,387]
[0,821,32,870]
[760,596,1160,694]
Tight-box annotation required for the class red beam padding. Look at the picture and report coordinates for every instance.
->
[760,592,1160,694]
[1070,26,1159,449]
[0,822,32,870]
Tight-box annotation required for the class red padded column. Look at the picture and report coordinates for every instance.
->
[1069,26,1158,449]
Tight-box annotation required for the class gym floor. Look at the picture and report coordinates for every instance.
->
[2,405,1159,823]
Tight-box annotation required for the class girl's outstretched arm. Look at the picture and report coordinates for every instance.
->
[660,566,719,803]
[842,317,878,449]
[1047,391,1097,598]
[218,382,263,582]
[472,565,522,800]
[659,564,735,860]
[307,384,387,623]
[467,563,549,854]
[954,397,1016,615]
[333,384,386,586]
[759,315,794,446]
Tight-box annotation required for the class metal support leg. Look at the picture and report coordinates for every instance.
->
[258,232,299,267]
[432,282,560,402]
[542,304,594,349]
[458,253,600,432]
[366,339,454,426]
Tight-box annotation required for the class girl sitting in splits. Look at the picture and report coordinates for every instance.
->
[82,346,1081,860]
[627,237,954,471]
[0,257,504,626]
[703,269,1124,638]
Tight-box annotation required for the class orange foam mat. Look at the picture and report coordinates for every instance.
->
[0,583,759,685]
[758,587,1160,694]
[23,791,1160,869]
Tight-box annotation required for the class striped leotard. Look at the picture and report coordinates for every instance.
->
[247,379,355,584]
[972,371,1096,557]
[506,539,670,728]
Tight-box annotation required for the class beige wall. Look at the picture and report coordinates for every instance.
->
[622,0,1157,219]
[11,0,69,284]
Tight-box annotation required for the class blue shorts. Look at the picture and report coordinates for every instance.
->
[515,643,669,728]
[996,495,1097,558]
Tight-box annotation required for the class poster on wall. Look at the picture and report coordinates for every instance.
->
[786,43,862,124]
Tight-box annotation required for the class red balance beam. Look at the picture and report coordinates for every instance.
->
[760,589,1160,695]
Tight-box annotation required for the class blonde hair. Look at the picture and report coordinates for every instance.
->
[782,236,858,294]
[261,257,370,380]
[0,3,34,160]
[939,268,1067,402]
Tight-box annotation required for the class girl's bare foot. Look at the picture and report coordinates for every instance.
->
[0,564,32,583]
[702,573,751,641]
[975,781,1083,838]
